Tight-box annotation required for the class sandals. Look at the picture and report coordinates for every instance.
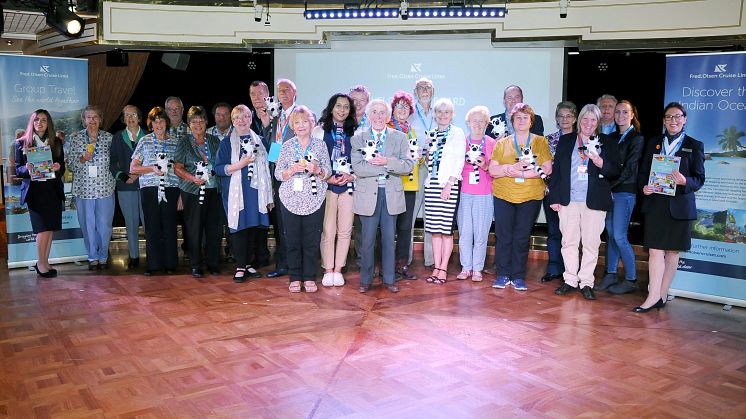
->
[303,281,318,293]
[456,270,471,280]
[425,268,447,285]
[472,271,483,282]
[289,281,302,293]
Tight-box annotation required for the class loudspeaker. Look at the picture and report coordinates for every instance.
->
[106,49,128,67]
[161,53,190,71]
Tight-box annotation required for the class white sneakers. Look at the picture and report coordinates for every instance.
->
[322,272,346,287]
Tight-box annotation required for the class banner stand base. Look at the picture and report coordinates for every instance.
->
[669,288,746,309]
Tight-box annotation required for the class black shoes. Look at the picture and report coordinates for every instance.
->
[191,268,204,278]
[127,257,140,269]
[608,280,640,295]
[88,261,98,270]
[633,298,664,313]
[34,264,55,278]
[246,266,262,278]
[580,286,596,300]
[143,270,155,277]
[266,269,287,278]
[541,273,562,283]
[596,272,618,291]
[233,269,247,283]
[396,265,416,281]
[208,267,220,276]
[554,283,576,295]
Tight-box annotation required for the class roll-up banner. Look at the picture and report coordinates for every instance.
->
[0,54,89,268]
[664,51,746,307]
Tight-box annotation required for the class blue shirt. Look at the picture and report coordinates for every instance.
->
[570,142,589,203]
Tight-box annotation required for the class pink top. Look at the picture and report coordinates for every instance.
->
[460,134,496,195]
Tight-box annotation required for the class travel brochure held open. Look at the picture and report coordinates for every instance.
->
[27,146,55,181]
[648,154,680,196]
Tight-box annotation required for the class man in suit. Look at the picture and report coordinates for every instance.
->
[486,85,545,138]
[351,99,415,293]
[265,78,298,278]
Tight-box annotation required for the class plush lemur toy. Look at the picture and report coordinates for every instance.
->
[155,152,172,203]
[335,156,354,195]
[407,137,420,182]
[489,115,507,138]
[359,138,379,160]
[517,145,547,179]
[303,150,319,196]
[240,136,259,181]
[586,136,602,158]
[465,143,485,183]
[194,161,211,205]
[264,96,282,119]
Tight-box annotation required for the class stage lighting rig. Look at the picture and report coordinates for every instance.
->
[45,0,85,37]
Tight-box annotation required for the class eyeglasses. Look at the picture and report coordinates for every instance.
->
[557,114,575,120]
[416,85,433,91]
[124,112,138,118]
[394,103,410,110]
[664,114,684,122]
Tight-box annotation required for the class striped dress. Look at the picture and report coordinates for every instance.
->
[424,130,460,235]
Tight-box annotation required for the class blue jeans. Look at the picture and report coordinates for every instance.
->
[76,194,116,262]
[542,194,564,276]
[605,192,636,280]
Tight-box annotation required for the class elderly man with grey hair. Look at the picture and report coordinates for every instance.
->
[597,94,618,135]
[352,99,414,294]
[165,96,190,139]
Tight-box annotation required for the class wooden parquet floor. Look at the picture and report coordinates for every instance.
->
[1,251,745,418]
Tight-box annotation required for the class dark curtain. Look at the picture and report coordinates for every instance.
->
[88,52,150,131]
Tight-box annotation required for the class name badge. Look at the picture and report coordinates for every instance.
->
[469,171,479,185]
[88,165,98,177]
[293,177,304,192]
[268,143,282,163]
[577,165,588,174]
[682,148,692,153]
[514,177,525,183]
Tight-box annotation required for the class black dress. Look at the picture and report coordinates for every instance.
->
[15,139,66,234]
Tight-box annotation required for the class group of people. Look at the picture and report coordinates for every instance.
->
[16,77,705,313]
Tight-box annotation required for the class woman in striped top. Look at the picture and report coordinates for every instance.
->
[423,98,466,284]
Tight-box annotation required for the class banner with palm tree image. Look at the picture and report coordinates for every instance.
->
[664,51,746,307]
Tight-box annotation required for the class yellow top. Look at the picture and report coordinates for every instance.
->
[490,134,551,203]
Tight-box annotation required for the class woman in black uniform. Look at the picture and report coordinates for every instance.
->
[636,102,705,312]
[15,109,66,278]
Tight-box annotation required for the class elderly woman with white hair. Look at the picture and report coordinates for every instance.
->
[549,104,620,300]
[456,106,496,282]
[423,98,466,284]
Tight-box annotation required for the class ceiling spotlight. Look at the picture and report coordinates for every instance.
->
[253,0,263,22]
[400,1,409,20]
[45,0,85,37]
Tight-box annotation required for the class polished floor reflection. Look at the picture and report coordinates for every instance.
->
[1,250,745,418]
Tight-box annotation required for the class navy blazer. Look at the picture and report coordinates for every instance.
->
[15,140,66,206]
[638,135,705,220]
[110,129,143,192]
[547,133,621,211]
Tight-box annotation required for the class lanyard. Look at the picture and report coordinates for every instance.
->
[663,131,685,156]
[193,135,211,163]
[276,105,295,143]
[393,118,415,141]
[513,132,532,159]
[332,125,346,154]
[372,128,387,153]
[430,125,450,174]
[576,134,589,166]
[618,126,633,144]
[416,103,433,132]
[294,138,312,162]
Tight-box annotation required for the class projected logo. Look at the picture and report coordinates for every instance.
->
[386,61,445,80]
[410,63,422,72]
[39,65,50,73]
[714,64,727,72]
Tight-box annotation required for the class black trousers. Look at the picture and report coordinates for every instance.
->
[493,197,542,279]
[253,228,270,265]
[270,185,288,270]
[141,186,179,271]
[395,191,417,262]
[181,188,222,269]
[230,227,264,269]
[279,200,324,282]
